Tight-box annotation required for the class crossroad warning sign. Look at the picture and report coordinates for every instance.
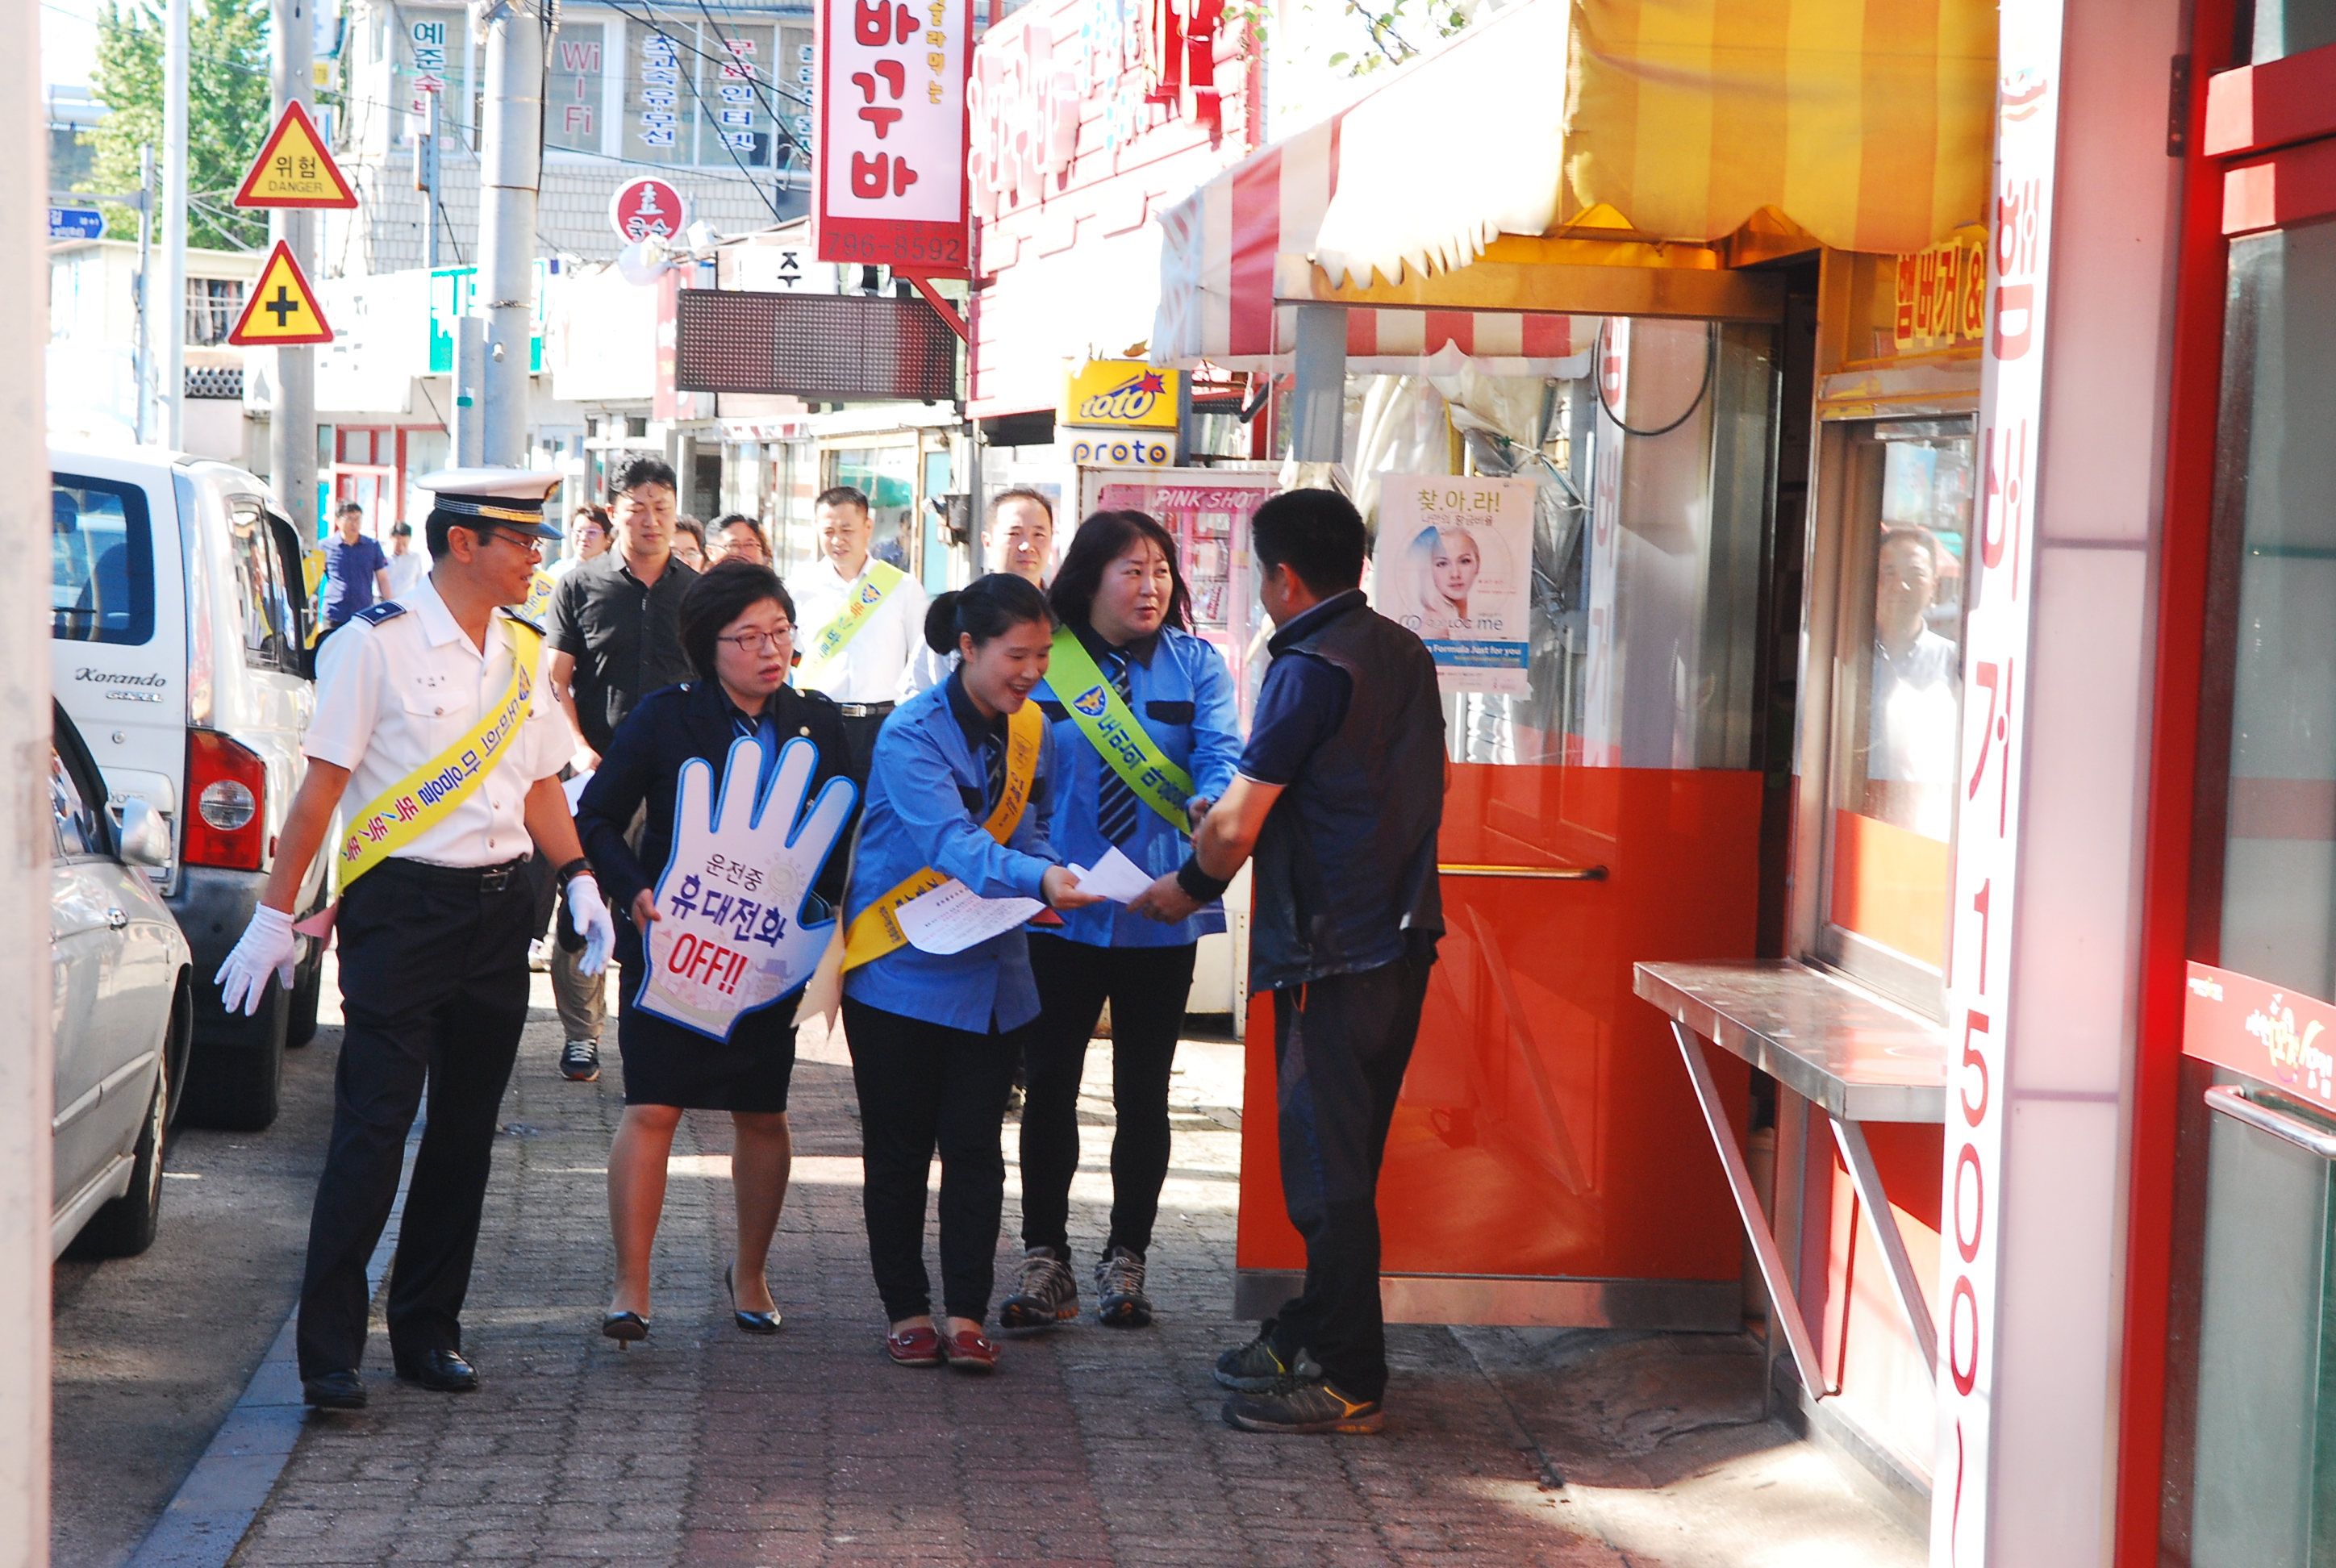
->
[227,242,335,345]
[232,102,358,209]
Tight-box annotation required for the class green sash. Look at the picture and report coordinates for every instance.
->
[799,559,907,681]
[1047,628,1196,832]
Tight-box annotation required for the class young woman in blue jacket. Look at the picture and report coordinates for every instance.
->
[998,511,1242,1332]
[840,572,1101,1372]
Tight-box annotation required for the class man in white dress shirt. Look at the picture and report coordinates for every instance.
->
[788,485,929,783]
[212,469,615,1412]
[902,489,1054,694]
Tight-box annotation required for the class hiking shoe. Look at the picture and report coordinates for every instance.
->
[559,1039,600,1082]
[1094,1245,1153,1328]
[998,1247,1079,1329]
[1222,1378,1384,1435]
[1212,1320,1322,1391]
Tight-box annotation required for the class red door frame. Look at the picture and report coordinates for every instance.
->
[2116,18,2336,1563]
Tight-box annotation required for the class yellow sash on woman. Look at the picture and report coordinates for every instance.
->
[841,699,1042,970]
[1045,628,1196,832]
[333,621,543,887]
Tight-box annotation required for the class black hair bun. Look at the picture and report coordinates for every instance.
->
[924,591,962,655]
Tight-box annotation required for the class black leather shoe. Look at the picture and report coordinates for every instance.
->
[302,1370,367,1410]
[393,1348,480,1393]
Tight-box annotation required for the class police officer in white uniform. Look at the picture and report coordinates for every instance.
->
[790,485,930,782]
[216,469,618,1412]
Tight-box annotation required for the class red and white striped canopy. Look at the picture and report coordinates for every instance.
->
[1150,101,1594,375]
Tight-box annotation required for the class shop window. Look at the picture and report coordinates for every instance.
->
[1813,417,1975,1006]
[546,19,606,152]
[2249,0,2336,62]
[2211,217,2336,998]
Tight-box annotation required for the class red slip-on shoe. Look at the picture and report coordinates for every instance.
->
[940,1325,999,1373]
[886,1324,945,1367]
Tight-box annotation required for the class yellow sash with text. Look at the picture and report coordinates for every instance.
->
[841,699,1043,970]
[798,559,907,682]
[334,620,543,887]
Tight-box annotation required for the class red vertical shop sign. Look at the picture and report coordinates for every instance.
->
[1933,7,2066,1565]
[815,0,972,275]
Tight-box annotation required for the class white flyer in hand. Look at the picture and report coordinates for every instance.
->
[637,735,857,1040]
[895,879,1045,955]
[1067,845,1154,903]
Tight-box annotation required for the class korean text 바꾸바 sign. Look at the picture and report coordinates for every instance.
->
[815,0,972,273]
[636,736,857,1041]
[1372,474,1535,695]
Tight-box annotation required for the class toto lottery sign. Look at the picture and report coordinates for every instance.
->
[611,177,689,245]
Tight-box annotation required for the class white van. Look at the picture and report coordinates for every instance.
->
[51,444,329,1130]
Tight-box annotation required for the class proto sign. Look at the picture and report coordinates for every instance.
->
[232,101,358,209]
[610,177,689,244]
[815,0,973,274]
[227,240,334,344]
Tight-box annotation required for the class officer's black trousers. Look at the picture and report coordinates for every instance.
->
[1266,952,1435,1405]
[295,857,535,1378]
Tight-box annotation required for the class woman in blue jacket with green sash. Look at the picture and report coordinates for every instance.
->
[999,510,1243,1332]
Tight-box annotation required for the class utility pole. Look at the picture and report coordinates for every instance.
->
[0,1,57,1560]
[478,0,544,467]
[135,143,152,444]
[269,0,319,531]
[160,0,188,448]
[414,86,440,271]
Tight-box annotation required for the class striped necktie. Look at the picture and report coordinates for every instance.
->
[1093,648,1141,846]
[982,729,1007,815]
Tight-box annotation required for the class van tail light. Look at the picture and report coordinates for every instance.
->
[185,730,266,870]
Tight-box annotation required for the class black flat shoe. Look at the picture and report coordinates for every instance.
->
[302,1369,367,1410]
[393,1348,480,1393]
[726,1261,781,1335]
[602,1310,649,1346]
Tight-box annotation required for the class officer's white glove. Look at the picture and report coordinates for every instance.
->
[216,904,298,1016]
[566,873,615,976]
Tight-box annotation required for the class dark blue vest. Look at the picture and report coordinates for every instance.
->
[1249,598,1445,991]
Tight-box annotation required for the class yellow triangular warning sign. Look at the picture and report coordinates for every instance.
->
[233,102,358,210]
[228,242,334,345]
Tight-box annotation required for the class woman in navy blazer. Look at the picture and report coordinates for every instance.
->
[577,562,853,1343]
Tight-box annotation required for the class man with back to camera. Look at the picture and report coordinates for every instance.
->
[541,455,699,1084]
[323,502,391,632]
[211,468,617,1410]
[1129,487,1445,1436]
[903,488,1056,694]
[790,485,930,783]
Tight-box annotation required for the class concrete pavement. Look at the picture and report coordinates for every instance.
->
[205,974,1924,1568]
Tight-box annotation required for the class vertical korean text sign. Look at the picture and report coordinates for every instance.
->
[815,0,973,275]
[1930,3,2066,1564]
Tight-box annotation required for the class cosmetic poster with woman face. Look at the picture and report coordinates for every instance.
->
[1372,474,1535,694]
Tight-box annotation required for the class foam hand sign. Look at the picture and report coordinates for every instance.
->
[636,735,857,1040]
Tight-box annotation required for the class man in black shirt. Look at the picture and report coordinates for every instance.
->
[544,455,698,1082]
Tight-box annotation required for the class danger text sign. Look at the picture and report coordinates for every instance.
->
[814,0,971,276]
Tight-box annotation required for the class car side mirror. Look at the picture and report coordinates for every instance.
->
[118,796,171,868]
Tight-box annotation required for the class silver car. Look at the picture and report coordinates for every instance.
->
[51,702,194,1259]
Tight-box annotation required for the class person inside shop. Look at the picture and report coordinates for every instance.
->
[790,486,930,786]
[574,562,853,1344]
[711,513,773,567]
[838,573,1101,1373]
[544,456,700,1086]
[671,515,710,572]
[1867,524,1961,840]
[382,521,429,599]
[904,489,1056,695]
[322,501,391,633]
[1128,487,1444,1437]
[212,468,618,1412]
[549,503,612,582]
[996,510,1241,1333]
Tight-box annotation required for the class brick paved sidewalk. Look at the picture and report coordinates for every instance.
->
[229,983,1923,1568]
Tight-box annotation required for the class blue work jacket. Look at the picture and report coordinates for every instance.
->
[841,674,1062,1033]
[1034,623,1243,949]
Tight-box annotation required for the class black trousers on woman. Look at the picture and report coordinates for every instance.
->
[841,997,1026,1324]
[1020,932,1197,1260]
